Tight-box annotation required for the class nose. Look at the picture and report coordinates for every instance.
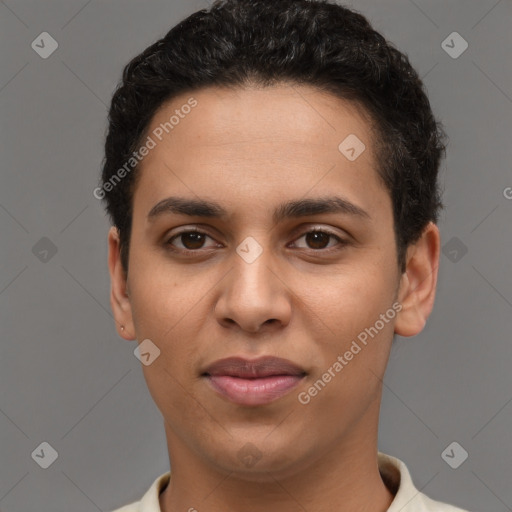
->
[214,247,292,334]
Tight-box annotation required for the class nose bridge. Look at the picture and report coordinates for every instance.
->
[215,235,292,331]
[231,237,278,302]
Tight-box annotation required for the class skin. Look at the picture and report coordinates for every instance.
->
[108,83,440,512]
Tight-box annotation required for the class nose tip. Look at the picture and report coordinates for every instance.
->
[214,259,292,334]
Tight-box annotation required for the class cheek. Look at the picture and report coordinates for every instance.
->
[298,288,395,422]
[295,266,397,407]
[128,259,203,335]
[298,263,396,336]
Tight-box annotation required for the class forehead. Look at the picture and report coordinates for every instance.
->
[133,83,390,222]
[146,83,375,152]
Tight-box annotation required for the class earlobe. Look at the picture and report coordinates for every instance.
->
[394,222,440,338]
[107,226,136,340]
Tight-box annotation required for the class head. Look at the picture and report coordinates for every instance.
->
[101,0,445,479]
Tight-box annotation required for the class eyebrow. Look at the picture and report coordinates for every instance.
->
[147,195,371,223]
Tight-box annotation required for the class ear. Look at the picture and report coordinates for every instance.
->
[394,221,440,338]
[107,226,136,340]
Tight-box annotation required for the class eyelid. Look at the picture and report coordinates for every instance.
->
[166,226,221,249]
[292,224,343,237]
[288,226,348,250]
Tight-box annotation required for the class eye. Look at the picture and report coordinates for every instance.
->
[291,229,347,251]
[164,227,348,255]
[166,229,220,252]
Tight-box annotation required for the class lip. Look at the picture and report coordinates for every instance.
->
[202,356,307,406]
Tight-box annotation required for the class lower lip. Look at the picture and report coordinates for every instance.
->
[205,374,305,406]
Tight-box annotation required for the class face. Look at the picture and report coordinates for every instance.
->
[108,83,439,480]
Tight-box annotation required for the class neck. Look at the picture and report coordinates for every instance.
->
[159,406,395,512]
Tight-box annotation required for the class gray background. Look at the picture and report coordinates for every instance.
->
[0,0,511,511]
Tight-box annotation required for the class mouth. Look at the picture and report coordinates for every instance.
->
[201,356,307,406]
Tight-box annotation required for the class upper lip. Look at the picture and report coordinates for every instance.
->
[202,356,307,378]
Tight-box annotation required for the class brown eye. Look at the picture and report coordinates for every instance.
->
[292,229,347,251]
[167,230,218,251]
[304,231,331,249]
[179,232,206,249]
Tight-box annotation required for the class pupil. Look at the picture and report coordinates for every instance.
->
[306,232,329,249]
[183,232,204,249]
[179,232,330,250]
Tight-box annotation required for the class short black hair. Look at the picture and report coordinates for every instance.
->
[100,0,447,275]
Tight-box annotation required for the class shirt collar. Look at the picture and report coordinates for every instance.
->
[133,451,452,512]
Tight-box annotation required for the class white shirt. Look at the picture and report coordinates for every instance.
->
[110,452,469,511]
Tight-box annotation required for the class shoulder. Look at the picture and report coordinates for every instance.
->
[378,452,470,512]
[408,490,471,511]
[109,471,171,512]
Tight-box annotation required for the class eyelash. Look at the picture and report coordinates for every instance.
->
[164,227,349,255]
